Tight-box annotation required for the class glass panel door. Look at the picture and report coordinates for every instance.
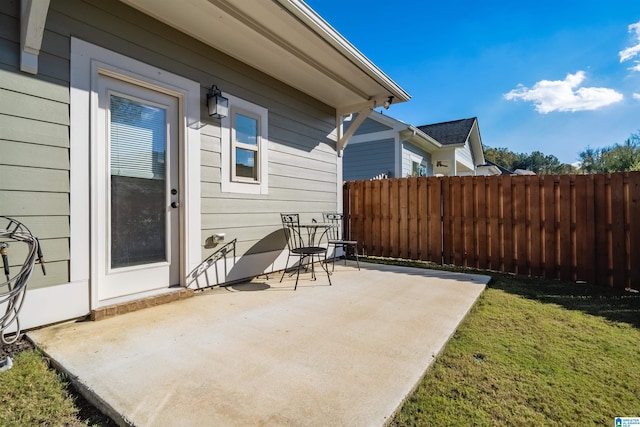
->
[96,74,180,302]
[110,95,167,268]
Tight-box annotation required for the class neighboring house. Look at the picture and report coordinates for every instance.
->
[481,160,515,175]
[477,160,537,176]
[417,117,492,177]
[343,113,499,180]
[1,0,409,329]
[342,111,440,180]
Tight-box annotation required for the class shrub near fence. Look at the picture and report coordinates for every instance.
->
[344,172,640,290]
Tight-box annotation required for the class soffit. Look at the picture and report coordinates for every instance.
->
[119,0,410,111]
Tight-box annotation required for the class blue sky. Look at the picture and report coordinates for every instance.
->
[305,1,640,164]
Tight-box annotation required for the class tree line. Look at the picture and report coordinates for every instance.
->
[484,130,640,174]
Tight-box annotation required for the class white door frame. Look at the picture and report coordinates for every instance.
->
[96,75,181,300]
[70,38,201,309]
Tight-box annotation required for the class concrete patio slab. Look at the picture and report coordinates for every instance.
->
[29,262,489,426]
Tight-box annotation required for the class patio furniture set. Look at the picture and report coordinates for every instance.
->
[280,213,360,290]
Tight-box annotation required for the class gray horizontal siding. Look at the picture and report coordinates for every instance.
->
[343,139,395,181]
[1,140,69,169]
[0,165,68,192]
[0,190,69,216]
[0,114,69,148]
[344,115,391,135]
[458,140,475,168]
[1,2,72,288]
[2,216,69,239]
[402,142,433,177]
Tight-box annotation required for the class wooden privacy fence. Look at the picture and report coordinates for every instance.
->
[343,172,640,290]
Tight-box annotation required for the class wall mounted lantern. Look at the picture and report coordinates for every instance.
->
[383,96,394,109]
[207,85,228,119]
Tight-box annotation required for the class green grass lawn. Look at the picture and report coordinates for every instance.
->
[1,262,638,426]
[0,349,116,426]
[389,264,640,426]
[0,350,83,426]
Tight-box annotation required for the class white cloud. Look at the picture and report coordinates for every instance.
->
[634,93,640,100]
[619,21,640,63]
[504,71,623,114]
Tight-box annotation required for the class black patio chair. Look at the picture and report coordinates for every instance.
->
[280,213,331,290]
[322,212,360,271]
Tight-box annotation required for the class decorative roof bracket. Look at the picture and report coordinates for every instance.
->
[20,0,50,74]
[335,100,375,156]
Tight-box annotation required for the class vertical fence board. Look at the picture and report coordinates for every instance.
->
[593,174,609,286]
[417,178,428,260]
[623,173,633,289]
[370,180,381,256]
[476,177,488,269]
[528,176,542,277]
[502,176,514,273]
[542,176,557,279]
[428,178,443,263]
[389,179,400,258]
[343,182,350,241]
[514,177,528,275]
[575,175,594,283]
[450,178,463,265]
[379,180,390,257]
[366,180,375,256]
[442,177,452,264]
[399,179,409,259]
[611,173,626,288]
[489,177,501,270]
[583,175,597,284]
[629,173,640,290]
[462,177,474,267]
[350,181,363,253]
[408,178,419,259]
[558,176,572,281]
[569,175,578,281]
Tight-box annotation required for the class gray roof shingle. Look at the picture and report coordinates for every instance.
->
[417,117,477,146]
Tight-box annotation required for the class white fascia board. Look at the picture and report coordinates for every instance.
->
[367,112,441,151]
[468,120,486,165]
[348,129,398,144]
[280,0,410,104]
[400,126,442,153]
[367,110,408,130]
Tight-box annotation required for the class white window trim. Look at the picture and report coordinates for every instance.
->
[231,108,261,183]
[221,94,268,194]
[70,38,201,308]
[410,154,427,176]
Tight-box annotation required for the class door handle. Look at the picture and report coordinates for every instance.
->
[171,202,180,209]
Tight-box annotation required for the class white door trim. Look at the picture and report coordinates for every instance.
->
[70,38,201,308]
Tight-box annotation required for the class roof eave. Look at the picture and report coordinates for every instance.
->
[400,126,442,152]
[120,0,410,110]
[281,0,410,104]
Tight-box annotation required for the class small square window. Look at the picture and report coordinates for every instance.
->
[221,94,269,194]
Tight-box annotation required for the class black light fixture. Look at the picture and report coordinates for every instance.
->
[383,95,394,109]
[207,85,228,119]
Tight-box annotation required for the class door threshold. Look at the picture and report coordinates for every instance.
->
[90,288,194,321]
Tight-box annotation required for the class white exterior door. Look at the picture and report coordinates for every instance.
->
[95,74,180,302]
